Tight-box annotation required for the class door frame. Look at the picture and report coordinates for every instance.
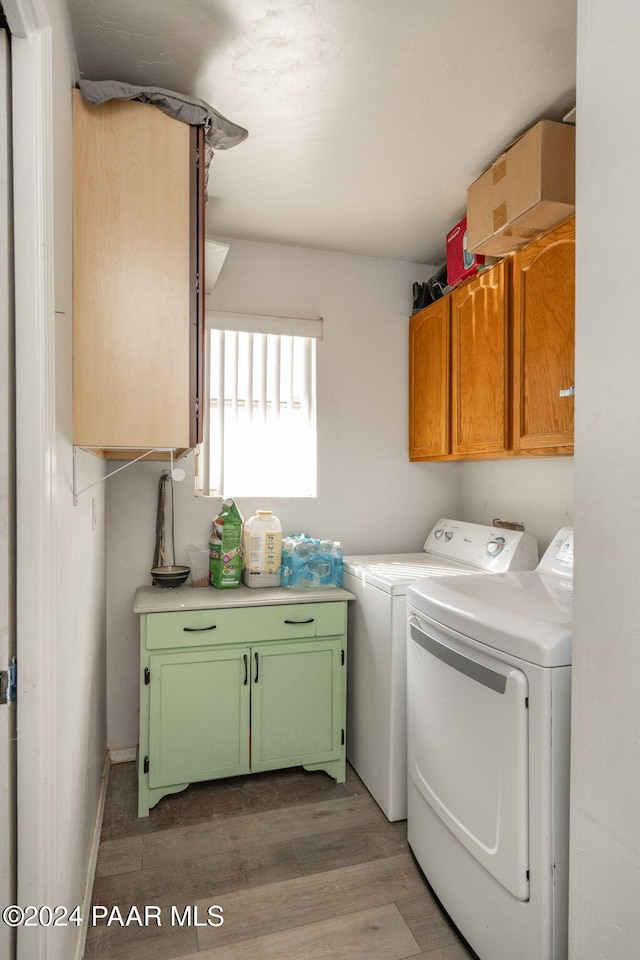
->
[3,2,57,958]
[0,22,16,960]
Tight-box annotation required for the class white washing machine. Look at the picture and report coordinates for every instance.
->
[406,527,574,960]
[343,518,538,821]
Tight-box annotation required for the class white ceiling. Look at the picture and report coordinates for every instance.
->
[65,0,577,264]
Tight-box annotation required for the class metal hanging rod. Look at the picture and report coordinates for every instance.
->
[72,447,176,506]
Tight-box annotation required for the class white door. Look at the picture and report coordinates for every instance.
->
[0,24,17,960]
[408,613,530,901]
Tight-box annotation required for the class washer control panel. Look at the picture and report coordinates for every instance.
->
[424,519,539,572]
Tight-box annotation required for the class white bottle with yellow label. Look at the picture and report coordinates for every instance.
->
[242,510,282,587]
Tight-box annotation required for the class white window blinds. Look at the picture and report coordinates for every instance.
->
[196,312,321,498]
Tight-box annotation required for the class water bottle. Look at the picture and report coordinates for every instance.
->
[330,541,343,587]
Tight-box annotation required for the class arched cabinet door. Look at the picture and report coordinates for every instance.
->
[409,297,451,460]
[511,217,575,454]
[450,260,510,458]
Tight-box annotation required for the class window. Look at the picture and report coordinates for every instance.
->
[196,312,321,498]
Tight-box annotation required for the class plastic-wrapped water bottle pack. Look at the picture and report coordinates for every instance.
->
[281,534,343,589]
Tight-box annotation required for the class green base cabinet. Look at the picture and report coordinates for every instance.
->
[138,600,348,817]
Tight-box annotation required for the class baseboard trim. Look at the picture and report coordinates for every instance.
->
[74,751,110,960]
[109,745,137,764]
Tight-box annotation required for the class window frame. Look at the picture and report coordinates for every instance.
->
[196,311,323,499]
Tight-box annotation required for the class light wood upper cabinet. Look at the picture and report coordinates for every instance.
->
[451,260,510,457]
[72,90,204,459]
[511,217,575,454]
[409,297,451,459]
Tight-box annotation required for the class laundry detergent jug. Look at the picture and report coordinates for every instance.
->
[242,510,282,587]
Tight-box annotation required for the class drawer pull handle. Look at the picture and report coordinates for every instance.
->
[243,654,248,686]
[183,624,217,632]
[284,618,315,625]
[254,651,259,684]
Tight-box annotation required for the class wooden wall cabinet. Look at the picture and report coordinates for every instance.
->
[72,90,204,460]
[409,217,575,462]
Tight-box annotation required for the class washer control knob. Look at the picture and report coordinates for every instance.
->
[444,531,454,542]
[434,529,444,539]
[487,536,506,556]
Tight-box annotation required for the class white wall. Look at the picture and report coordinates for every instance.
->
[105,238,459,748]
[569,1,640,955]
[10,1,107,957]
[458,458,574,554]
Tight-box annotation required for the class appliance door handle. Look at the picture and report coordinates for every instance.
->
[408,615,508,694]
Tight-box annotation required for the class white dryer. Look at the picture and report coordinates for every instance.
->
[343,519,538,821]
[406,527,574,960]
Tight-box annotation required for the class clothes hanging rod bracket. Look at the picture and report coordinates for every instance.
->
[72,447,175,506]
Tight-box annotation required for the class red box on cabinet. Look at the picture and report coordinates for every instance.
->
[446,216,486,286]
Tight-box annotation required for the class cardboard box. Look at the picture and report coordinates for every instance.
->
[446,216,486,286]
[466,120,575,256]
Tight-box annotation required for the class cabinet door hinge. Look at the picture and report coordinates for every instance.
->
[341,729,345,746]
[0,658,17,705]
[143,756,149,774]
[144,667,150,685]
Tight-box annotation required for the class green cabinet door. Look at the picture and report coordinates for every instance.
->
[148,647,251,788]
[251,638,343,772]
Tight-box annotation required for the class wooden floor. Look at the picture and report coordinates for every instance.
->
[84,762,474,960]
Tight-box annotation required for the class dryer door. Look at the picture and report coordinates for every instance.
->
[408,614,529,901]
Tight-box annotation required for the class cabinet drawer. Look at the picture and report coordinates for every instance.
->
[259,603,346,639]
[144,602,347,649]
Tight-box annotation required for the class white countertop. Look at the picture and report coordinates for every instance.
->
[134,583,355,614]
